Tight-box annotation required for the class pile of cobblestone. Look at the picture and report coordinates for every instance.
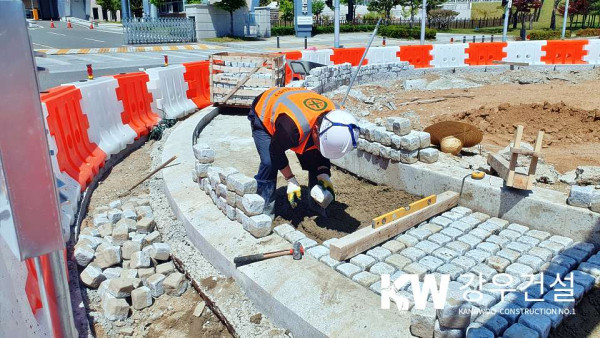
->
[274,206,600,338]
[357,116,439,164]
[75,196,188,321]
[303,62,412,94]
[192,143,272,238]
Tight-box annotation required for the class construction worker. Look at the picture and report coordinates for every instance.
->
[248,87,360,216]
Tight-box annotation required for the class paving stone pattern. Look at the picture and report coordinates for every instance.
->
[275,206,598,337]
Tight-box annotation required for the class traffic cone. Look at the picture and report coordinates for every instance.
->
[67,20,72,29]
[50,19,55,28]
[89,22,94,29]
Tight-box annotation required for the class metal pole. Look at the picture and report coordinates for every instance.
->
[420,0,427,44]
[502,0,512,42]
[341,19,381,107]
[121,0,128,20]
[48,251,77,338]
[334,0,340,48]
[561,0,570,39]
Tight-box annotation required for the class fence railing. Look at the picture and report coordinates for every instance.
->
[273,14,539,30]
[123,17,195,45]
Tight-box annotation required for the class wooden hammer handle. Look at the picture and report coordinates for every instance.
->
[234,250,291,267]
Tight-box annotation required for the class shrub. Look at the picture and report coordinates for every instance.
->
[271,26,295,36]
[576,28,600,37]
[271,24,436,40]
[528,30,562,40]
[378,25,436,40]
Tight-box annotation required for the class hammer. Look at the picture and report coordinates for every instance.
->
[234,242,304,267]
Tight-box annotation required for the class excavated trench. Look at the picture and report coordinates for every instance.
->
[271,168,420,243]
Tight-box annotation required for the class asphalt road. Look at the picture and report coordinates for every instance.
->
[29,20,125,49]
[36,48,259,90]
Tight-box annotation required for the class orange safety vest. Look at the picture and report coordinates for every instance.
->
[254,87,336,154]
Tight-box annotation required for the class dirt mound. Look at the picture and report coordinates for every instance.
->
[272,168,419,243]
[445,102,600,147]
[439,102,600,172]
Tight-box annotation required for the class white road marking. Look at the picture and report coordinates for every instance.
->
[47,32,66,36]
[37,57,72,66]
[84,37,106,43]
[86,53,132,62]
[33,42,54,49]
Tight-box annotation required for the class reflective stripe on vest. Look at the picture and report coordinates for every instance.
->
[255,88,333,154]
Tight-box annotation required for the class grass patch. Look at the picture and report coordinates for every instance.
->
[471,2,505,19]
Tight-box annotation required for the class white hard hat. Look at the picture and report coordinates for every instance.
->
[318,110,360,159]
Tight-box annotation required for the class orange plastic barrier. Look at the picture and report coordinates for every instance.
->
[182,61,212,109]
[279,51,303,84]
[330,47,368,66]
[541,40,588,64]
[41,86,106,189]
[396,45,433,68]
[113,72,160,137]
[465,42,507,65]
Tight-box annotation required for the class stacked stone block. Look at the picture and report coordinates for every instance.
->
[567,185,600,213]
[273,205,596,337]
[76,196,187,321]
[302,62,412,94]
[354,117,439,165]
[193,143,272,238]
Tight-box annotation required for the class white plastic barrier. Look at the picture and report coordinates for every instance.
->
[430,43,468,68]
[70,77,137,157]
[301,49,334,66]
[503,41,547,65]
[365,46,400,65]
[583,39,600,65]
[145,65,197,119]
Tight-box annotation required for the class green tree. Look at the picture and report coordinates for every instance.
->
[367,0,403,19]
[280,0,295,22]
[214,0,248,36]
[97,0,121,20]
[259,0,271,6]
[313,0,325,20]
[427,8,458,30]
[149,0,165,8]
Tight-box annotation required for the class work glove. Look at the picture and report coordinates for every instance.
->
[286,176,301,208]
[317,174,335,199]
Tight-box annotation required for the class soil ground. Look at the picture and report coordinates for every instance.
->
[272,168,420,243]
[326,69,600,174]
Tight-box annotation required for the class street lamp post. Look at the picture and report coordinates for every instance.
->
[334,0,340,48]
[420,0,427,44]
[561,0,570,39]
[502,0,512,42]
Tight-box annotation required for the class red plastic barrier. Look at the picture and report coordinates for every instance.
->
[113,72,160,137]
[41,86,106,189]
[541,40,588,64]
[182,61,212,109]
[330,47,368,66]
[279,51,303,84]
[465,42,507,65]
[396,45,433,68]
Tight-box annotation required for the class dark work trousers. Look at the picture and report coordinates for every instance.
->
[248,108,320,214]
[248,107,277,215]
